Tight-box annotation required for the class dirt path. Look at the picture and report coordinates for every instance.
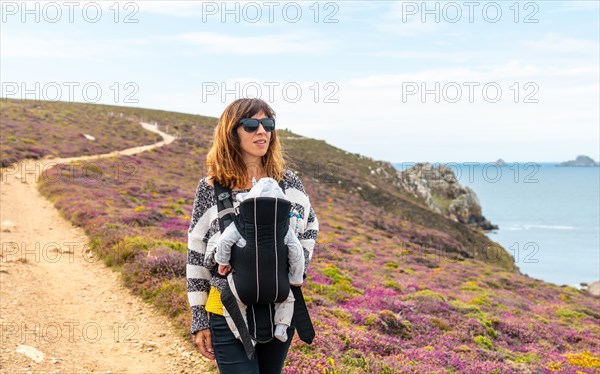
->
[0,123,215,373]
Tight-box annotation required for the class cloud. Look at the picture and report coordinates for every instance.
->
[138,1,345,25]
[1,34,151,59]
[364,50,477,63]
[288,61,598,155]
[375,1,444,36]
[375,18,441,36]
[347,59,598,88]
[522,34,600,56]
[1,35,75,59]
[551,1,600,13]
[166,31,332,55]
[137,2,215,18]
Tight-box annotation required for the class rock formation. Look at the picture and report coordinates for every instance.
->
[586,280,600,297]
[398,163,498,231]
[559,155,599,167]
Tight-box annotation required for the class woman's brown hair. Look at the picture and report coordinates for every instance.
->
[206,98,286,189]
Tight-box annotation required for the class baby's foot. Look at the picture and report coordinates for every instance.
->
[274,324,288,342]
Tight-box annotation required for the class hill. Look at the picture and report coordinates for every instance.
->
[0,100,165,167]
[2,99,598,373]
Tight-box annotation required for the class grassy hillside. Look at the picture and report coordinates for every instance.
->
[4,100,598,373]
[0,99,167,166]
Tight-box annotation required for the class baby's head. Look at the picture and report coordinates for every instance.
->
[236,177,286,202]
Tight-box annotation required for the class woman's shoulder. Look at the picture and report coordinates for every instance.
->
[189,177,217,230]
[193,177,214,201]
[282,168,307,195]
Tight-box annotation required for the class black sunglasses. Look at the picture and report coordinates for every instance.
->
[237,118,276,133]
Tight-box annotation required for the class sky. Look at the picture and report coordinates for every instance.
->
[1,0,599,163]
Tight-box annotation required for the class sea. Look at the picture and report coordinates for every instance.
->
[393,162,600,287]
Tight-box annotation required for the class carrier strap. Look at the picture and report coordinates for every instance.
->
[214,183,235,233]
[291,285,315,344]
[221,286,256,360]
[214,179,257,359]
[217,207,238,219]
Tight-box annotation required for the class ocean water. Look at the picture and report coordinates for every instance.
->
[394,162,600,287]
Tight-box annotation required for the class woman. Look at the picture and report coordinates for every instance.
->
[186,98,319,373]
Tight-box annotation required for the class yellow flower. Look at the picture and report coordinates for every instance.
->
[547,361,562,371]
[566,351,600,369]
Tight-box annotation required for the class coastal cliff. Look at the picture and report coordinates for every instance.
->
[398,163,498,231]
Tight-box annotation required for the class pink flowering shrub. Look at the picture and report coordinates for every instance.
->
[28,101,599,372]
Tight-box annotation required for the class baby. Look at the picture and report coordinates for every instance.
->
[212,177,304,343]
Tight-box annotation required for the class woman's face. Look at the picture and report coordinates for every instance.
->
[236,110,272,169]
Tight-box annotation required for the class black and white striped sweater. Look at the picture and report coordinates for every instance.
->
[186,169,319,334]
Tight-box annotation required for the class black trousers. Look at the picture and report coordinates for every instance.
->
[209,312,295,374]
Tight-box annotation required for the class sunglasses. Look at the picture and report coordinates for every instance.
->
[237,118,276,133]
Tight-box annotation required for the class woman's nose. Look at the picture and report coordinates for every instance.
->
[256,123,267,134]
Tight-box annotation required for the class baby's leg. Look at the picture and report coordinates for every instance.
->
[274,290,295,326]
[274,290,295,342]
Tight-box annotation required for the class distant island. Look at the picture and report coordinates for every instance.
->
[558,155,599,167]
[494,158,506,166]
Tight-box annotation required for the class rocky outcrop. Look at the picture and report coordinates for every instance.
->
[585,280,600,297]
[398,163,498,231]
[559,155,599,167]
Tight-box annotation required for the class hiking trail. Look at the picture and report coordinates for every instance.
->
[0,123,214,374]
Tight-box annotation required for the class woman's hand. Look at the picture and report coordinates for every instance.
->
[194,329,215,360]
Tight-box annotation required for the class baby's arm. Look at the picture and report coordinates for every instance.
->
[214,224,242,275]
[284,227,305,286]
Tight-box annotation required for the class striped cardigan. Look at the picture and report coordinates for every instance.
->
[186,169,319,334]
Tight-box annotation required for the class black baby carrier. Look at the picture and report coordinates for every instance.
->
[214,179,315,360]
